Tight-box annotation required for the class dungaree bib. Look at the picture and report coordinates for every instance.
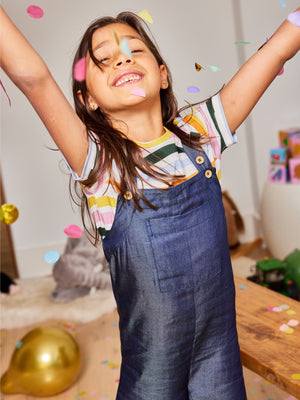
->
[102,144,246,400]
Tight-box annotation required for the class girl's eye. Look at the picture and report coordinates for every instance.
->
[99,57,110,65]
[131,49,142,54]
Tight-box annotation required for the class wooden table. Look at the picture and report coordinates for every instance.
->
[235,275,300,398]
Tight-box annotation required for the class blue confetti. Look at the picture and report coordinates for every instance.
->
[44,250,60,264]
[239,285,247,290]
[17,341,22,349]
[120,38,132,58]
[279,0,287,8]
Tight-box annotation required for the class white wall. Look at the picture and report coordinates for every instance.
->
[1,0,299,277]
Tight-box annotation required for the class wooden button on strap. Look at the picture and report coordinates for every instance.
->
[123,191,133,200]
[205,169,213,178]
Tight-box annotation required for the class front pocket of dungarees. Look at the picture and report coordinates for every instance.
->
[147,200,222,293]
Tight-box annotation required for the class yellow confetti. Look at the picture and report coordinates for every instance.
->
[113,29,120,45]
[79,391,87,395]
[283,327,294,334]
[195,62,203,71]
[138,9,153,24]
[264,380,271,385]
[292,373,300,380]
[287,310,297,315]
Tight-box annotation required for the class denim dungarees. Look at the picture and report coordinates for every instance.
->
[102,144,247,400]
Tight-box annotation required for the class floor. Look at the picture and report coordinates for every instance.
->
[0,241,299,399]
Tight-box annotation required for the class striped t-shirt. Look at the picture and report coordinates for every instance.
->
[69,93,236,238]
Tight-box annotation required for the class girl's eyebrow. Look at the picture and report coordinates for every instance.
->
[93,35,142,52]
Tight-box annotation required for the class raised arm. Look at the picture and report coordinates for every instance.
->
[0,6,89,177]
[220,8,300,133]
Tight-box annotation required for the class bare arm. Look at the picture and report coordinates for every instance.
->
[220,8,300,133]
[0,6,88,177]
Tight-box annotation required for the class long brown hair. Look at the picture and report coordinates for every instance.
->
[71,12,207,243]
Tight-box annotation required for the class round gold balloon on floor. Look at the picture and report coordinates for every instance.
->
[0,326,81,396]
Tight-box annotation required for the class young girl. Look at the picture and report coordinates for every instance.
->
[1,6,299,399]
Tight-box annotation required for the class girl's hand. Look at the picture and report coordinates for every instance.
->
[220,7,300,133]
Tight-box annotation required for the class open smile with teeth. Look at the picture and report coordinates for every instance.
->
[114,74,142,87]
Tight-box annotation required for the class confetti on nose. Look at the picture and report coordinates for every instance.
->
[74,58,87,82]
[120,38,132,58]
[195,62,203,71]
[27,5,44,19]
[187,86,200,93]
[44,250,60,264]
[131,88,146,97]
[287,11,300,27]
[138,9,153,24]
[64,224,83,238]
[0,78,12,106]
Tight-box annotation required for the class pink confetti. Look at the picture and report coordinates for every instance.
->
[288,319,299,327]
[287,11,300,27]
[64,224,82,238]
[273,306,283,312]
[74,58,87,82]
[27,5,44,19]
[0,79,11,106]
[278,67,284,76]
[280,324,289,331]
[130,87,146,97]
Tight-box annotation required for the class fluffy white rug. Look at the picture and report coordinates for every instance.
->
[0,275,116,329]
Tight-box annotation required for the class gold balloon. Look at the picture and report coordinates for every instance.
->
[0,203,19,224]
[1,326,81,396]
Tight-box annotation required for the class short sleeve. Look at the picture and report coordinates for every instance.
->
[62,136,98,181]
[174,93,237,181]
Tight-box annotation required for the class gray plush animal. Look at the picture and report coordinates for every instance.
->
[51,233,112,303]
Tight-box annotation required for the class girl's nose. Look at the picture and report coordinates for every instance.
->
[114,53,134,68]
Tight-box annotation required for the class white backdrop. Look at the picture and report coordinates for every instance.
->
[1,0,299,277]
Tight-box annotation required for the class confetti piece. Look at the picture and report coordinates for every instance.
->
[283,327,294,334]
[287,11,300,27]
[235,41,251,45]
[113,29,120,45]
[138,9,153,24]
[288,319,299,327]
[130,87,146,97]
[187,86,200,93]
[280,324,289,332]
[17,341,22,349]
[278,67,284,76]
[44,250,60,264]
[268,306,283,312]
[27,5,44,19]
[280,304,290,310]
[208,65,221,72]
[74,58,87,82]
[287,309,297,315]
[279,0,287,8]
[238,285,247,290]
[0,79,12,106]
[195,62,203,71]
[64,224,82,238]
[120,38,132,58]
[291,373,300,380]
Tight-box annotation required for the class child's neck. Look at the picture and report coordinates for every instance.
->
[110,106,165,143]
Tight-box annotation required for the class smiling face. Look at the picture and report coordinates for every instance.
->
[84,23,167,117]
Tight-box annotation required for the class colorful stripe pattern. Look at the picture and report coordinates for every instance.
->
[71,93,236,238]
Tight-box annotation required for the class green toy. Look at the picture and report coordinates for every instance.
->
[247,249,300,300]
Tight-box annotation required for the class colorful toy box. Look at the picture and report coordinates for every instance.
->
[279,127,300,148]
[289,158,300,183]
[268,165,287,183]
[270,148,288,164]
[288,136,300,158]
